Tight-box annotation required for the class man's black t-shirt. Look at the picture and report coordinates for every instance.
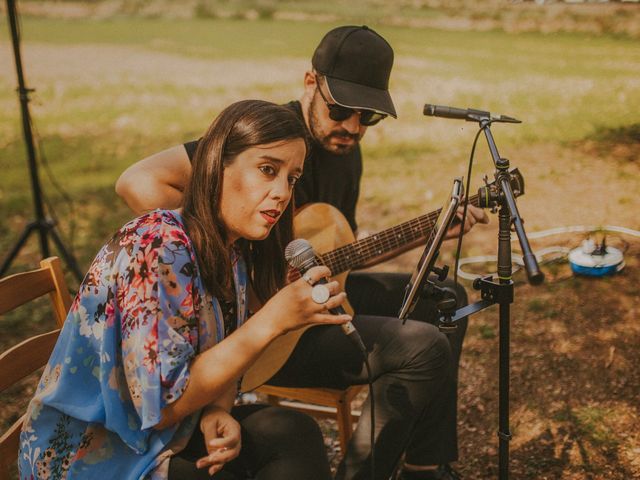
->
[183,101,362,232]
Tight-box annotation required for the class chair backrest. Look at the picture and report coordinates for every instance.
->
[0,257,73,479]
[0,257,72,327]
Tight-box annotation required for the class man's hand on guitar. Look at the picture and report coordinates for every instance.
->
[445,204,489,240]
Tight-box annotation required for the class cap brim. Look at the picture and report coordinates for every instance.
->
[325,76,397,119]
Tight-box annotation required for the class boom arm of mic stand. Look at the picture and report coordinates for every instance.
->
[481,120,544,285]
[498,176,544,285]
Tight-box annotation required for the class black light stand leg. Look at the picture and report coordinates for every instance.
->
[2,0,83,282]
[49,223,83,280]
[0,222,38,274]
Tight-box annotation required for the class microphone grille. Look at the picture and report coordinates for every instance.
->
[284,239,316,269]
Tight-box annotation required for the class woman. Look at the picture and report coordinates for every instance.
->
[18,100,351,479]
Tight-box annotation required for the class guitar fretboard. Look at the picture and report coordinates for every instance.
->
[319,194,480,274]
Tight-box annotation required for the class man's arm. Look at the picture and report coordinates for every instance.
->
[115,145,192,214]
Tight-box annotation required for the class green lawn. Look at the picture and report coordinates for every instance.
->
[1,16,639,272]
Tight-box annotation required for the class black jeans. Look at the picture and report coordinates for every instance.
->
[269,313,452,480]
[345,271,468,466]
[168,404,332,480]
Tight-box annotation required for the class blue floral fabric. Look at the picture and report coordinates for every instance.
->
[18,210,247,479]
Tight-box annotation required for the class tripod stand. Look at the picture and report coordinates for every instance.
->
[1,0,83,281]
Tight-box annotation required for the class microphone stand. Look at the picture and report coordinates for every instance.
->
[438,117,544,480]
[1,0,83,281]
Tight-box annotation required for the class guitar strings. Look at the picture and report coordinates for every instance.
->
[324,214,437,273]
[322,210,440,271]
[320,194,481,273]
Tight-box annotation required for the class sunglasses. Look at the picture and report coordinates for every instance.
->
[316,83,387,127]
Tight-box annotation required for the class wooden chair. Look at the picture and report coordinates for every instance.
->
[0,257,72,480]
[256,384,364,453]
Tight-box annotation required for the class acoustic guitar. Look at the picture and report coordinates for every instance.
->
[241,169,525,391]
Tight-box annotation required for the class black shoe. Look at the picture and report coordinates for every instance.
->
[399,464,461,480]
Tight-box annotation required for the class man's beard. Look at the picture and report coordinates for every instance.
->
[307,95,360,155]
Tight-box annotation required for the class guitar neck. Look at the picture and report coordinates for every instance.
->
[319,194,480,274]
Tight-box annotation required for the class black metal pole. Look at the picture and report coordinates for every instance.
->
[6,0,49,257]
[481,120,514,480]
[497,203,512,480]
[1,0,83,281]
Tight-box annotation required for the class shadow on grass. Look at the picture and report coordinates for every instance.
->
[577,123,640,163]
[589,124,640,145]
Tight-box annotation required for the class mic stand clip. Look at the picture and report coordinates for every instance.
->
[474,275,514,306]
[398,178,464,323]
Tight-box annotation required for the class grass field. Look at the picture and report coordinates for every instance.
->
[1,10,640,479]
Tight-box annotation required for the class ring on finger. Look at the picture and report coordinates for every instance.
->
[302,273,314,286]
[311,284,330,304]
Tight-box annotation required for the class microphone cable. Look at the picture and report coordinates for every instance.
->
[359,341,375,480]
[32,118,79,258]
[452,126,485,287]
[284,239,376,477]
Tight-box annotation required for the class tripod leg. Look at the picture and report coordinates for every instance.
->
[49,226,84,282]
[0,223,37,276]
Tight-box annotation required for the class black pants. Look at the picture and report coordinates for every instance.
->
[346,271,468,466]
[168,404,332,480]
[268,272,467,479]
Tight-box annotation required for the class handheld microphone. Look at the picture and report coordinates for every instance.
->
[424,104,521,124]
[284,239,365,351]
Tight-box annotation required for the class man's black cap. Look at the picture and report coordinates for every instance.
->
[312,25,397,118]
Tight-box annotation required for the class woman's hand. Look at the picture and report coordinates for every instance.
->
[195,406,242,476]
[260,265,351,335]
[286,266,301,284]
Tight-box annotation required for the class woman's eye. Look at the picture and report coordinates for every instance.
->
[259,165,276,176]
[288,176,300,187]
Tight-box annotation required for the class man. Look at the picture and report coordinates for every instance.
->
[117,25,488,480]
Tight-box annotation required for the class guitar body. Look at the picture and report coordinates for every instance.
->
[293,203,356,314]
[241,203,355,391]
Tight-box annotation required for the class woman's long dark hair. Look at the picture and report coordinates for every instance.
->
[182,100,307,303]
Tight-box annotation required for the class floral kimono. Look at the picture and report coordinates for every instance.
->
[18,210,247,479]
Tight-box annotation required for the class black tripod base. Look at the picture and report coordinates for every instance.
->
[1,218,83,281]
